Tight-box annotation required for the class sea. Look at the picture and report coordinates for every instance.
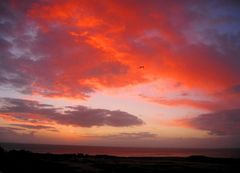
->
[1,143,240,158]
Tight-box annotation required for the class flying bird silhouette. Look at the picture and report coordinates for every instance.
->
[139,65,144,69]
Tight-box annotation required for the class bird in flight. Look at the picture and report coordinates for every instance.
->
[139,65,145,69]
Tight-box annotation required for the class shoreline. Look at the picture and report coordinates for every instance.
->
[1,142,240,158]
[1,147,240,173]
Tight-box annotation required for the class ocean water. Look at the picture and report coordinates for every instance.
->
[1,143,240,158]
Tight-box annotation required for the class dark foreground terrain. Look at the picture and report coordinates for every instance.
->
[0,147,240,173]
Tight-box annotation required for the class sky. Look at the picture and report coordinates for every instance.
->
[0,0,240,148]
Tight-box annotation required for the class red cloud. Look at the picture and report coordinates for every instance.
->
[140,95,223,111]
[0,0,239,99]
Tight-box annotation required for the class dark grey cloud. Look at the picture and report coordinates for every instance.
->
[0,126,35,143]
[0,126,24,132]
[0,97,144,127]
[9,123,58,131]
[182,109,240,136]
[226,84,240,94]
[62,106,144,127]
[0,1,34,92]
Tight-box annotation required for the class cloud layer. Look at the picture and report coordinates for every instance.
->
[0,97,144,127]
[0,0,240,99]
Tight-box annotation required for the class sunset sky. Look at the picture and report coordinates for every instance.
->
[0,0,240,148]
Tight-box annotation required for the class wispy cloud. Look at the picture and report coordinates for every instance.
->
[140,95,223,110]
[104,132,157,140]
[9,123,58,131]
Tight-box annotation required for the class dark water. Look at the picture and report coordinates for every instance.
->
[1,143,240,158]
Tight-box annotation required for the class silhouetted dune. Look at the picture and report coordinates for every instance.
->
[0,146,240,173]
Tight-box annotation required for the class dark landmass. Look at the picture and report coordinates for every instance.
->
[0,146,240,173]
